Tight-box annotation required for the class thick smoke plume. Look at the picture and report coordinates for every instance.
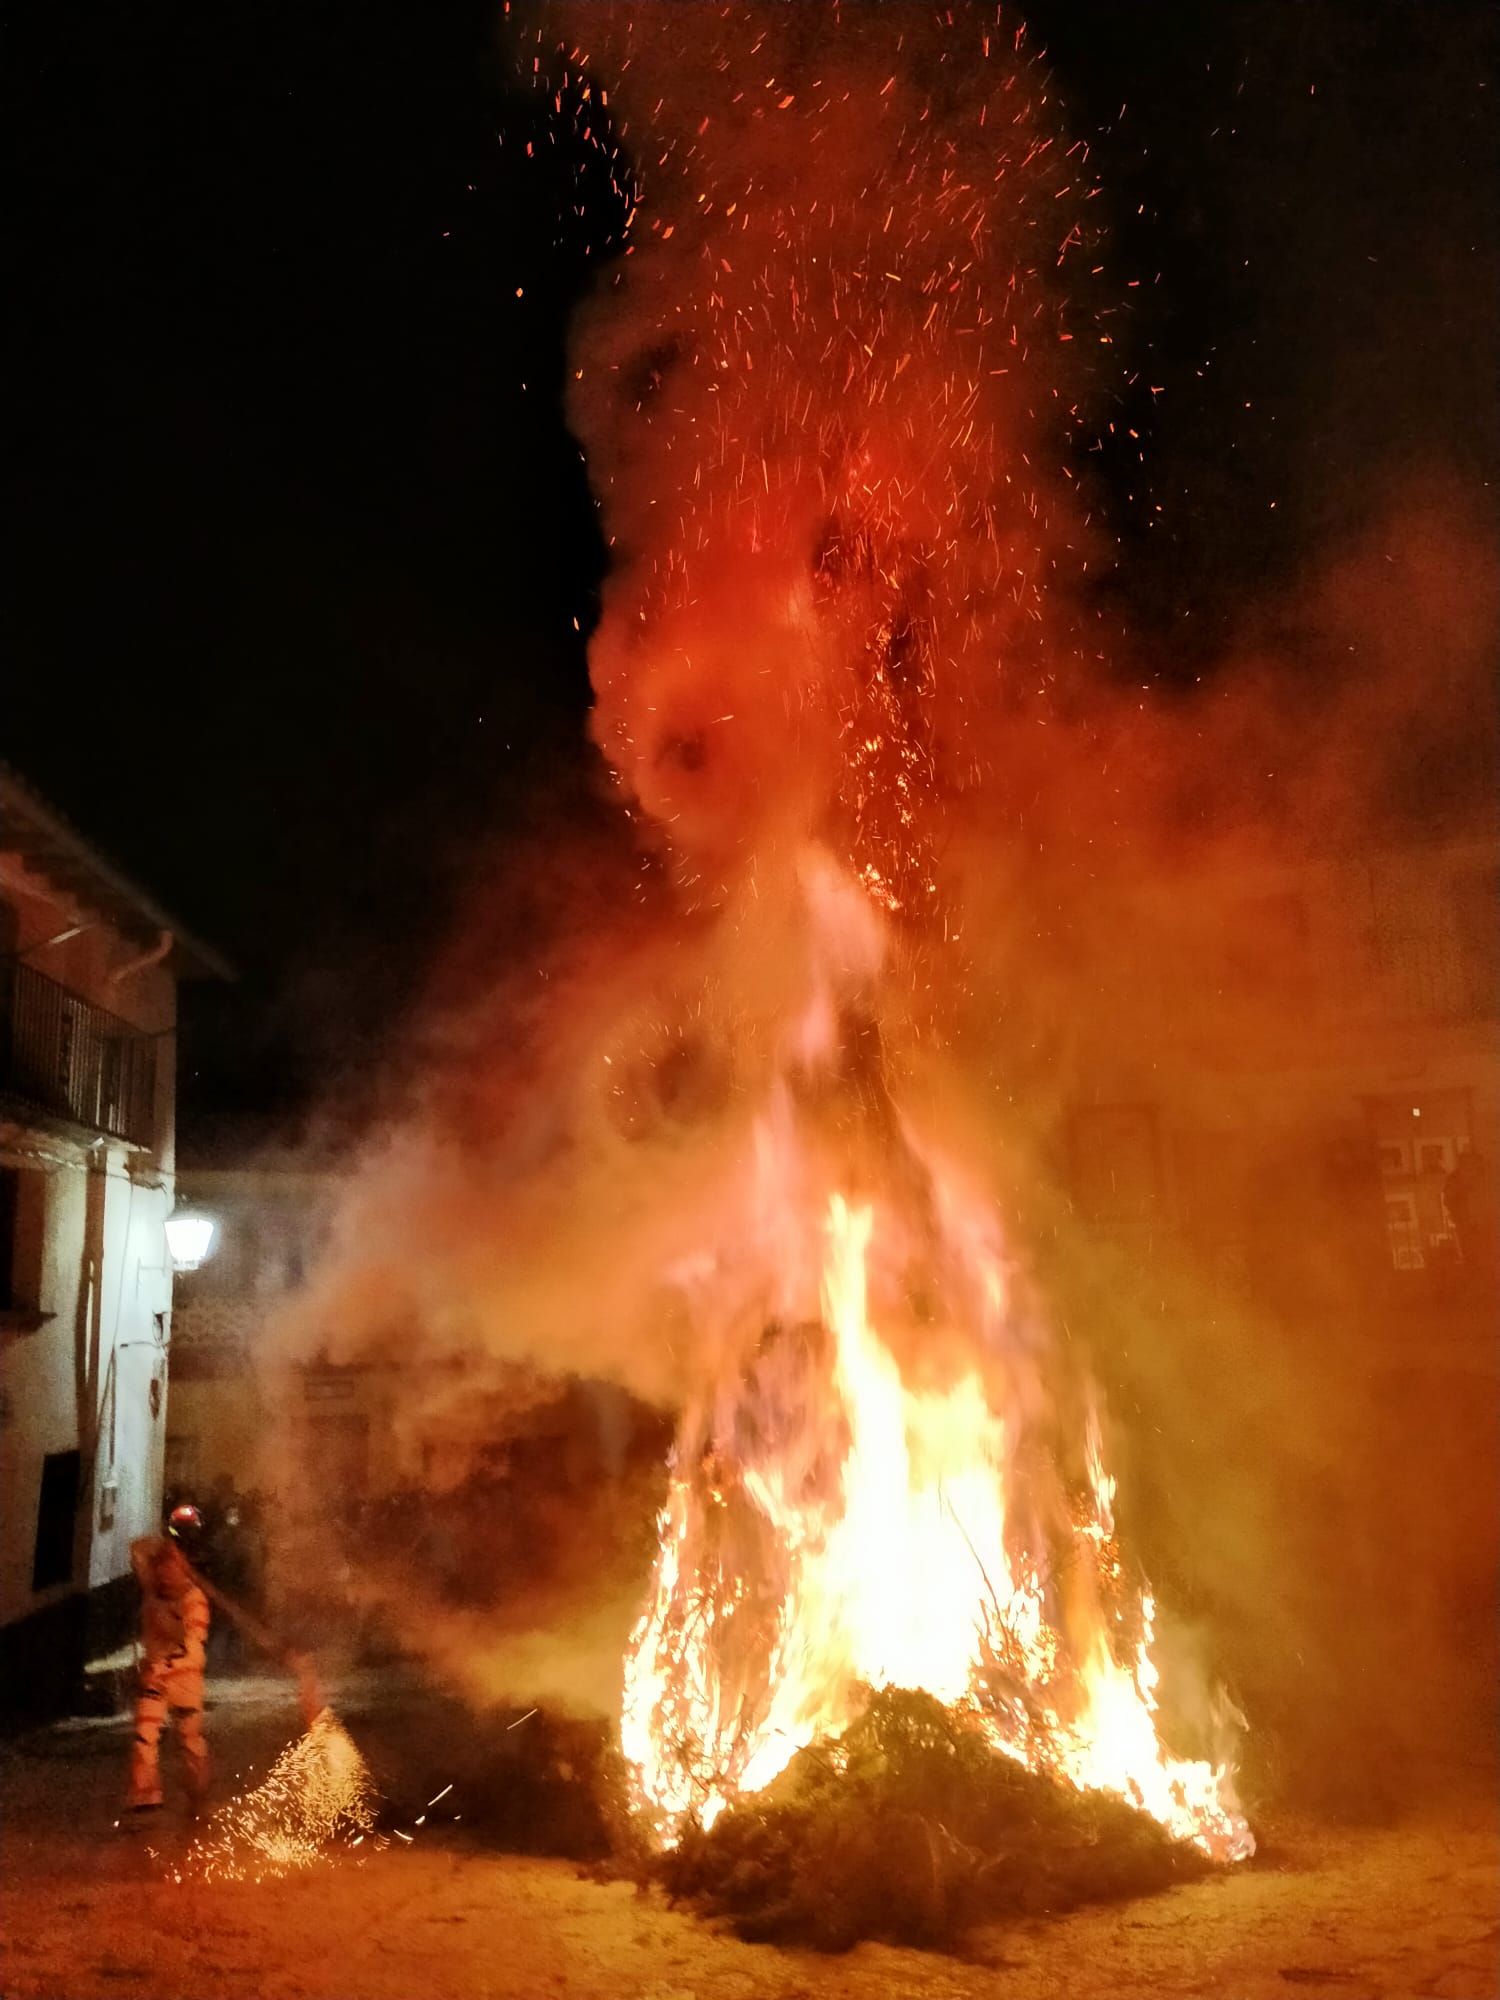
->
[279,0,1120,1450]
[563,5,1105,907]
[259,2,1496,1798]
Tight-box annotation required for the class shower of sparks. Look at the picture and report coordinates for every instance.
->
[526,2,1132,920]
[169,1711,378,1887]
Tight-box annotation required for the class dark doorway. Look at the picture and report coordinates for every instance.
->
[31,1449,81,1592]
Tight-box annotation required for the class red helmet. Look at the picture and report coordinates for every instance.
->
[167,1503,203,1539]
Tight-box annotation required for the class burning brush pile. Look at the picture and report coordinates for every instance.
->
[619,1131,1252,1944]
[622,1150,1252,1859]
[659,1687,1214,1948]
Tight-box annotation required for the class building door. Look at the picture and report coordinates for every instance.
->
[32,1449,81,1592]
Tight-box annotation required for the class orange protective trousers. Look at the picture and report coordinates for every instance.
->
[129,1659,208,1807]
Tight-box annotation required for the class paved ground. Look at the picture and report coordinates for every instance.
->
[2,1681,1496,2000]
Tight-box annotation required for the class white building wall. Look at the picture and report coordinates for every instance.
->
[0,1135,176,1628]
[0,1144,85,1628]
[86,1158,173,1591]
[1,849,181,1638]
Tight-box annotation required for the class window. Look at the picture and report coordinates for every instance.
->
[0,1164,46,1315]
[32,1449,81,1592]
[0,1169,16,1308]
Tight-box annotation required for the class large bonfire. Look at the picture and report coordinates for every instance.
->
[531,0,1253,1869]
[617,877,1251,1865]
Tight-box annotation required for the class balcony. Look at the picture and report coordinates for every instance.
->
[0,959,157,1147]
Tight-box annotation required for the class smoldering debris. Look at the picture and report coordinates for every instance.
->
[659,1686,1211,1950]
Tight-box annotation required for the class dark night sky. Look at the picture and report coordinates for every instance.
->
[9,1,1495,1131]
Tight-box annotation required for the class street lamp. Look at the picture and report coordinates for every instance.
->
[165,1205,218,1274]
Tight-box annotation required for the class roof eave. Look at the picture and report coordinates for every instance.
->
[0,764,236,982]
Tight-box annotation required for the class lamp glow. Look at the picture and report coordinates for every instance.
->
[165,1207,218,1274]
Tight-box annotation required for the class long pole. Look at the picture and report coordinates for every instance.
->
[185,1561,323,1727]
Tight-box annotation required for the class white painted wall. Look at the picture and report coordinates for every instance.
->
[0,1143,85,1628]
[85,1159,174,1591]
[0,1136,176,1628]
[1,848,180,1631]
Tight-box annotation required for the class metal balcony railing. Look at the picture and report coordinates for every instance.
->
[0,958,157,1146]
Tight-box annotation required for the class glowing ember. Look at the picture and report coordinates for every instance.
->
[170,1711,378,1886]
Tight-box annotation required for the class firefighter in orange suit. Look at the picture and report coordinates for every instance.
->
[127,1512,211,1812]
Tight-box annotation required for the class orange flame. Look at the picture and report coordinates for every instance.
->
[622,1117,1252,1864]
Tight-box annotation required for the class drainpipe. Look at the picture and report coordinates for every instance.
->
[108,929,173,985]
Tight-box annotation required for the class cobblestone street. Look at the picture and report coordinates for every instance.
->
[3,1679,1496,2000]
